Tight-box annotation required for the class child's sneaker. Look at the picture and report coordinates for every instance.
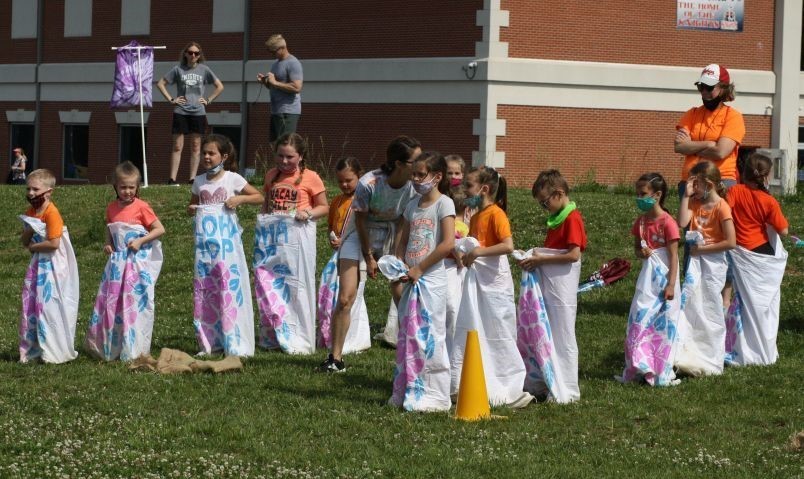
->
[317,354,347,373]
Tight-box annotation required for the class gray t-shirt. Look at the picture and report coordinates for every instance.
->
[352,169,417,223]
[163,64,219,116]
[269,55,303,115]
[403,194,456,272]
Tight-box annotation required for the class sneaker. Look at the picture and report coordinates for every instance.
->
[508,392,534,409]
[187,179,194,185]
[317,354,347,373]
[166,178,180,186]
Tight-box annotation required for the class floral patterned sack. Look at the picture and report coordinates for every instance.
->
[620,248,680,386]
[378,256,450,412]
[18,215,79,364]
[254,214,317,354]
[514,248,581,403]
[193,204,255,357]
[85,223,163,361]
[316,251,371,354]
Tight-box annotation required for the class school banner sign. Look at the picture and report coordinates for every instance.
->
[677,0,744,32]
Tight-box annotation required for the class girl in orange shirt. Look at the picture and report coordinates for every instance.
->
[675,161,735,376]
[451,167,533,409]
[724,153,789,366]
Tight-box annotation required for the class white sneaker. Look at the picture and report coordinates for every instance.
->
[508,392,534,409]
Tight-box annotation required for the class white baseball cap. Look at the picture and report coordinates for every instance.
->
[696,64,730,86]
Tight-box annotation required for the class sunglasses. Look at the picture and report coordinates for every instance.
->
[696,82,715,92]
[186,50,201,56]
[269,46,285,53]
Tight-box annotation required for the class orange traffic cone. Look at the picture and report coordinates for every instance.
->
[455,330,491,421]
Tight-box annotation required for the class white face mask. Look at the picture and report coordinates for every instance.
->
[412,175,437,195]
[206,162,224,178]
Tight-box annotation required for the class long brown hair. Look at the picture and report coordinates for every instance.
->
[414,151,450,195]
[636,172,669,212]
[741,153,773,193]
[468,166,508,212]
[180,41,206,67]
[269,133,308,186]
[689,160,727,198]
[382,135,421,175]
[202,134,238,172]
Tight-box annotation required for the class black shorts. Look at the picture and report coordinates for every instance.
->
[172,113,208,135]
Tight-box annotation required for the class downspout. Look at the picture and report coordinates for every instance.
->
[239,0,250,175]
[33,0,43,169]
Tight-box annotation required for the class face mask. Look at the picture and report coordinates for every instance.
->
[206,162,224,178]
[636,196,656,212]
[449,177,462,187]
[702,97,721,111]
[27,190,50,209]
[464,194,483,209]
[412,175,437,195]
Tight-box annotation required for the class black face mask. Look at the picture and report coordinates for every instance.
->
[703,97,722,111]
[27,190,50,209]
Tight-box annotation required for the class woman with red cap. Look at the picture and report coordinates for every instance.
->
[674,64,745,197]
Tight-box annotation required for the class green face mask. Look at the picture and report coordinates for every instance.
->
[635,196,656,212]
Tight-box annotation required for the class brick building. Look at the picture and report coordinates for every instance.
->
[1,0,802,189]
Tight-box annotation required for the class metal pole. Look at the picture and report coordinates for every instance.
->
[239,0,251,176]
[136,48,149,187]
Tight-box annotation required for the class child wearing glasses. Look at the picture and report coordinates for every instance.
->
[516,169,587,403]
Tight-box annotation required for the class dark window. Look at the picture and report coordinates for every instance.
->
[63,124,89,180]
[119,125,147,177]
[10,123,35,173]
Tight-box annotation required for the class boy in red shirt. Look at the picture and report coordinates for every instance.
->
[520,169,587,268]
[516,169,587,402]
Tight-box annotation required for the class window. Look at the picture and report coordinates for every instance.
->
[121,0,150,35]
[10,123,35,174]
[119,125,147,176]
[11,0,38,39]
[64,0,92,37]
[63,125,89,180]
[212,0,245,33]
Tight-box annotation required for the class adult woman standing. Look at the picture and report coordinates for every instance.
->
[9,148,27,184]
[157,42,224,185]
[319,136,420,372]
[674,64,745,196]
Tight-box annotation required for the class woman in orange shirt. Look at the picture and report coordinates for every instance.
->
[674,64,745,197]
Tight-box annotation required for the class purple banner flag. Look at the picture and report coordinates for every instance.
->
[110,40,154,108]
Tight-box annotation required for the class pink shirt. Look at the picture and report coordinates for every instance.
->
[631,211,680,250]
[106,198,159,228]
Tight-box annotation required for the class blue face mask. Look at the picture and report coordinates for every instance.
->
[636,196,656,212]
[464,194,483,209]
[206,162,224,178]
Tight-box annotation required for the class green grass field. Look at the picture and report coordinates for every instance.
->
[0,183,801,478]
